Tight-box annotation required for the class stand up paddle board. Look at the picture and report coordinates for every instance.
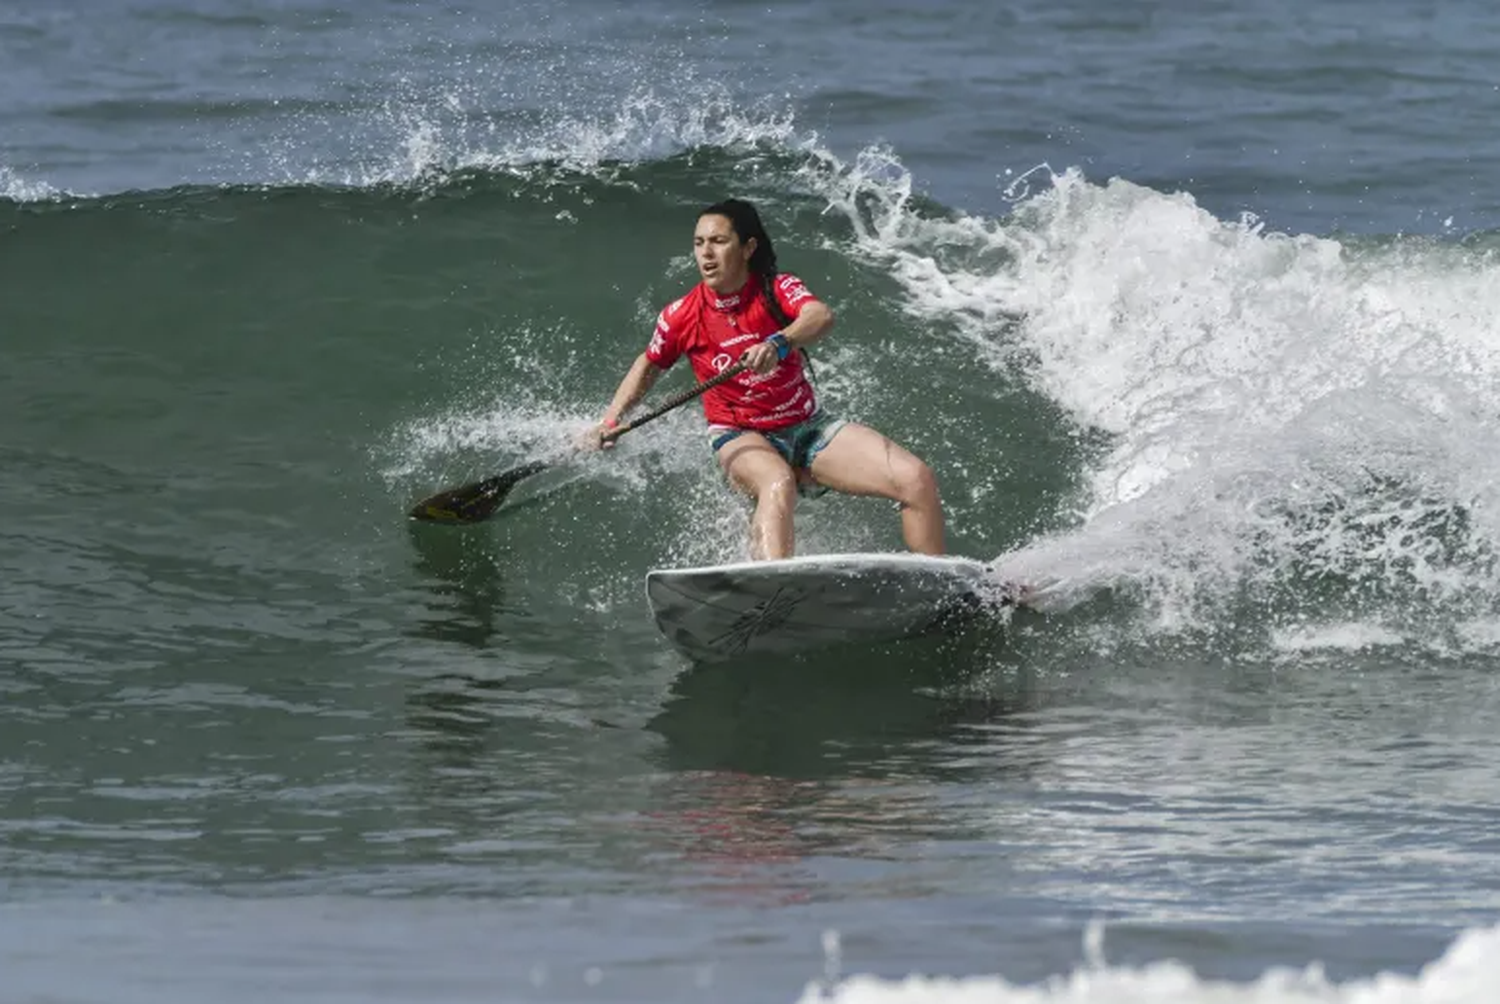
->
[645,552,1018,663]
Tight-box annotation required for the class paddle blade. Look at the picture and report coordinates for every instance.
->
[407,460,553,524]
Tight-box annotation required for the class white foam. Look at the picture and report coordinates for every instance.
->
[0,163,61,202]
[493,88,803,174]
[1271,621,1407,653]
[798,922,1500,1003]
[805,160,1500,636]
[997,174,1500,514]
[268,80,810,190]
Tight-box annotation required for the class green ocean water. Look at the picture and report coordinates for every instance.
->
[4,164,1081,595]
[8,156,1500,1001]
[1,160,1079,878]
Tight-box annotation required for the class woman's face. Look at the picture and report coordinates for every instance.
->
[694,213,756,293]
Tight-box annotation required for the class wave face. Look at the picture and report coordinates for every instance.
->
[15,138,1500,665]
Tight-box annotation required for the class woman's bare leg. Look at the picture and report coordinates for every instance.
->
[716,433,799,560]
[807,423,944,554]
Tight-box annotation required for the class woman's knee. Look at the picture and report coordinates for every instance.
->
[893,454,940,507]
[757,473,799,511]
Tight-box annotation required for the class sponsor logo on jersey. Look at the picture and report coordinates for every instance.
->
[777,275,812,306]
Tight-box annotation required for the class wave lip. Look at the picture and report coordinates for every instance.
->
[1,164,62,201]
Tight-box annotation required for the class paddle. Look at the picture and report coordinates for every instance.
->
[407,360,751,524]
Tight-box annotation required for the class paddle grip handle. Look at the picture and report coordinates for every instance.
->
[603,361,750,443]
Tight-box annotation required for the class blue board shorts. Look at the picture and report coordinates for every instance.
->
[708,410,848,498]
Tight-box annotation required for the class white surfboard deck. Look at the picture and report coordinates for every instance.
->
[645,552,1013,663]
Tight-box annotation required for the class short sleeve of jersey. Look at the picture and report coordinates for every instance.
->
[771,273,819,320]
[646,297,686,369]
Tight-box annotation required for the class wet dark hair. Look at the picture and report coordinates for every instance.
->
[699,198,789,325]
[699,198,778,277]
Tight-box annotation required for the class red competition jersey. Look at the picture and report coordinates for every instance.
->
[645,272,820,430]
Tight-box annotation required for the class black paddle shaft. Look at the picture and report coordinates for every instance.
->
[408,360,750,524]
[601,360,748,443]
